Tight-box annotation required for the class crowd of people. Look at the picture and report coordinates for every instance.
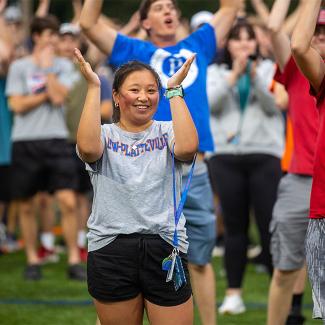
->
[1,0,325,324]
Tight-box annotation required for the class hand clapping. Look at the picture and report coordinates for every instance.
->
[74,48,101,87]
[167,54,196,89]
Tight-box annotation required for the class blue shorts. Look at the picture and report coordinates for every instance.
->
[183,171,216,265]
[186,220,216,265]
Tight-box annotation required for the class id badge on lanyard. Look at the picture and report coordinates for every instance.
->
[161,146,196,291]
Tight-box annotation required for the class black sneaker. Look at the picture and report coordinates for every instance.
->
[286,314,306,325]
[68,264,86,281]
[24,264,42,280]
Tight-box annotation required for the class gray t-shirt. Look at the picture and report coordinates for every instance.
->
[81,121,188,253]
[6,56,74,141]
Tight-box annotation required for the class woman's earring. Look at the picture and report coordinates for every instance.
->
[115,103,120,108]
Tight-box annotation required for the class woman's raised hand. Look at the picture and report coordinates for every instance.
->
[74,48,101,87]
[167,54,196,88]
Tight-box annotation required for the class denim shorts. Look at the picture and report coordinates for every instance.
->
[182,171,216,265]
[87,234,192,306]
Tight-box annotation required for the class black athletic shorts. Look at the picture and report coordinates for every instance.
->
[0,165,11,202]
[87,234,192,306]
[70,143,92,194]
[11,139,78,199]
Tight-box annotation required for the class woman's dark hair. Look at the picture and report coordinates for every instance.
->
[222,19,259,69]
[112,61,162,123]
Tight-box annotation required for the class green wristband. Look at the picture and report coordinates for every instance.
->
[164,85,184,99]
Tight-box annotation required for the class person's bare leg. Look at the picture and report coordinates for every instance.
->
[37,192,56,250]
[55,189,80,264]
[286,265,307,321]
[293,265,307,294]
[19,198,39,264]
[77,193,90,247]
[145,296,193,325]
[7,200,18,235]
[94,294,144,325]
[225,288,242,296]
[0,202,5,223]
[37,192,55,233]
[267,268,300,325]
[188,263,216,325]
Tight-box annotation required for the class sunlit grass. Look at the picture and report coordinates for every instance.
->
[0,249,317,324]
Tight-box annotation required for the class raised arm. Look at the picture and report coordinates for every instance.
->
[71,0,82,25]
[251,0,270,26]
[0,0,19,73]
[119,10,141,36]
[167,55,198,161]
[0,41,11,74]
[35,0,50,17]
[209,0,242,48]
[79,0,117,56]
[291,0,325,92]
[267,0,292,71]
[282,4,302,37]
[75,49,104,163]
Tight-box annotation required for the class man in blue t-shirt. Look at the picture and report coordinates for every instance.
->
[80,1,241,323]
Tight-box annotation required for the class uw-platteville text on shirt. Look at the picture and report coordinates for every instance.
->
[309,77,325,219]
[79,121,188,252]
[274,56,319,176]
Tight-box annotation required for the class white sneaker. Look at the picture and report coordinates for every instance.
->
[218,294,246,315]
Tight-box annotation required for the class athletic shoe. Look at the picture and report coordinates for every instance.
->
[79,247,88,263]
[68,264,86,281]
[247,244,262,259]
[38,246,59,264]
[24,264,42,280]
[212,246,225,257]
[218,294,246,315]
[0,236,22,253]
[286,313,306,325]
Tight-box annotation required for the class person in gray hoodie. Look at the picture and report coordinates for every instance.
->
[207,19,284,315]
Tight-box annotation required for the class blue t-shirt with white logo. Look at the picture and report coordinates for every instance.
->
[109,23,217,152]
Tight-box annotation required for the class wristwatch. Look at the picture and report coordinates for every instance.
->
[165,85,184,99]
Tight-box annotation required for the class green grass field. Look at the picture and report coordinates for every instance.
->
[0,250,319,325]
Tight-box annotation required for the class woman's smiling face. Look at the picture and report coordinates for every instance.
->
[113,69,160,126]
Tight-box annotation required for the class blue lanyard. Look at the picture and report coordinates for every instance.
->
[171,146,197,248]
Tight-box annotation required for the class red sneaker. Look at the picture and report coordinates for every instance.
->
[79,247,88,263]
[37,246,59,264]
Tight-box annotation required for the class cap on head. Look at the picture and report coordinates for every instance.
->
[190,11,213,31]
[59,23,80,37]
[4,6,22,24]
[318,9,325,25]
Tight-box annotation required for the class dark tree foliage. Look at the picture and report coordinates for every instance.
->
[30,0,300,24]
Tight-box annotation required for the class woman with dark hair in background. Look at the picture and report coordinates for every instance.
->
[207,20,285,315]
